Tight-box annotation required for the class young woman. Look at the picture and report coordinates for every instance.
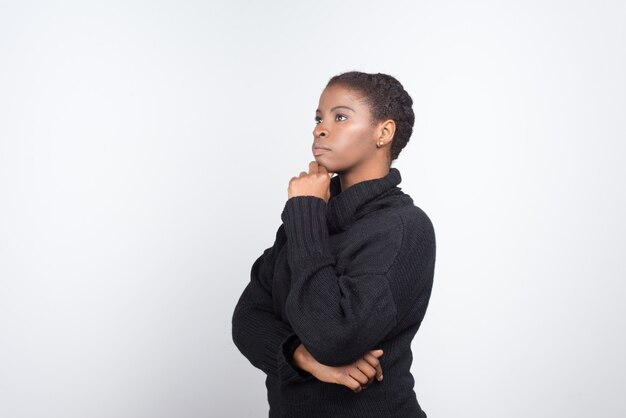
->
[232,71,436,417]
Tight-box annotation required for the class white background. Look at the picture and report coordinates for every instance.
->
[1,1,625,417]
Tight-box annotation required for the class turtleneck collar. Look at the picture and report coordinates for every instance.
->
[327,167,403,233]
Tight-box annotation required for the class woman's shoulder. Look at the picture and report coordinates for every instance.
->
[341,198,435,277]
[395,200,436,240]
[360,192,435,240]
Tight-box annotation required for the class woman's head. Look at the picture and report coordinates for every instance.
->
[312,71,415,173]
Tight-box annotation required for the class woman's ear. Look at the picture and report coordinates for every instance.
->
[378,119,396,144]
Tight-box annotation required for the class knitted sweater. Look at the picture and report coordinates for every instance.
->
[232,167,436,417]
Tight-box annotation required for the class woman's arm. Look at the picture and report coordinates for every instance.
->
[280,195,436,367]
[232,233,386,392]
[231,224,315,385]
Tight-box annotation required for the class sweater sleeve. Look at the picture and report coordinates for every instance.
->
[280,195,433,367]
[231,224,315,385]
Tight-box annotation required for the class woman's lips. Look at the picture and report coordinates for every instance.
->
[313,147,330,156]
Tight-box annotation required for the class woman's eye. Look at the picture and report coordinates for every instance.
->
[335,114,347,121]
[314,116,322,124]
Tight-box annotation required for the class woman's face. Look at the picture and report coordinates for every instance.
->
[312,84,381,173]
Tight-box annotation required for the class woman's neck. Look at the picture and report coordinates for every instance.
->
[338,164,390,192]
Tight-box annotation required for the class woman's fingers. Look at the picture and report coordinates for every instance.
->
[317,163,334,177]
[348,367,369,386]
[355,359,377,386]
[310,161,334,178]
[322,349,385,394]
[364,350,384,381]
[333,368,364,393]
[347,368,370,393]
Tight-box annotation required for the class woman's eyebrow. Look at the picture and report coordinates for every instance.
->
[316,105,356,113]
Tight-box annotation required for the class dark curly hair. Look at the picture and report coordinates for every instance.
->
[326,71,415,163]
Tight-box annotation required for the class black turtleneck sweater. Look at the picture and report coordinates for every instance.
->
[232,167,436,417]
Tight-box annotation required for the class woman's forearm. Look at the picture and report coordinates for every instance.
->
[292,342,317,374]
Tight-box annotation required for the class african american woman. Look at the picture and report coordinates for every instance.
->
[232,71,436,417]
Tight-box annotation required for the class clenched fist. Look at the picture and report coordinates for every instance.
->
[288,161,335,203]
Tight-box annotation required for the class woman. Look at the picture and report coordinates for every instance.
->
[232,71,436,417]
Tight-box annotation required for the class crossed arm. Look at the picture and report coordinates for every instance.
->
[231,227,384,393]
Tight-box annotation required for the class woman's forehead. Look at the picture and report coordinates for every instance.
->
[319,85,367,108]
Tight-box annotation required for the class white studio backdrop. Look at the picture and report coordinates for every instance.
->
[1,1,625,417]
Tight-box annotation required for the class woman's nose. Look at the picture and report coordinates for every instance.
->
[314,126,328,138]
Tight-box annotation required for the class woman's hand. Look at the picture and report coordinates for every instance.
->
[292,343,384,394]
[288,161,334,203]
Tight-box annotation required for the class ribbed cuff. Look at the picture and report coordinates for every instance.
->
[277,333,315,385]
[280,196,330,261]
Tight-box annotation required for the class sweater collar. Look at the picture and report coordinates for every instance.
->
[327,167,402,233]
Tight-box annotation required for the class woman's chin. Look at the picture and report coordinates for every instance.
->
[315,160,335,171]
[313,154,344,173]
